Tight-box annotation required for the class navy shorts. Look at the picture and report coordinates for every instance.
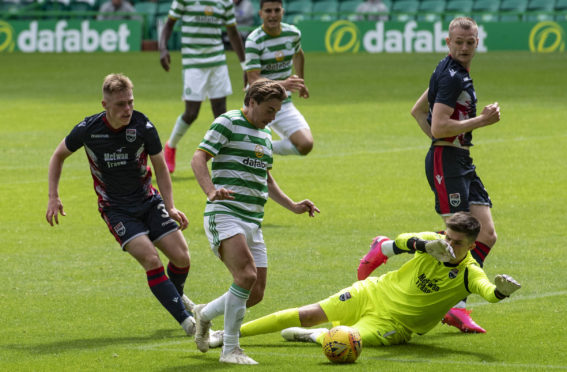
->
[100,194,179,249]
[425,146,492,216]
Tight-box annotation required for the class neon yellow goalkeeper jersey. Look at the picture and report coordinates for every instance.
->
[370,232,500,335]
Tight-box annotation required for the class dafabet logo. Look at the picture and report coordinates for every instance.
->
[529,21,565,52]
[0,21,15,52]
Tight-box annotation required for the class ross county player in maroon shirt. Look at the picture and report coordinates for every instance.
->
[46,73,197,337]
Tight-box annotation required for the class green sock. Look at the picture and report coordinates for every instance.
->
[240,308,301,337]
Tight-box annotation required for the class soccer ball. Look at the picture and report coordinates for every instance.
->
[321,326,362,363]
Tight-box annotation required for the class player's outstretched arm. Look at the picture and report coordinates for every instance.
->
[46,139,73,226]
[267,171,319,217]
[424,239,456,262]
[151,152,188,230]
[494,274,521,299]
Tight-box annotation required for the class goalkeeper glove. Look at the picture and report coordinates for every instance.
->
[424,239,456,262]
[494,274,521,298]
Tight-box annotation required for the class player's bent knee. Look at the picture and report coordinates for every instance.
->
[296,141,313,155]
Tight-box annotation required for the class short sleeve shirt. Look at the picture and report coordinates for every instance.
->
[197,109,273,225]
[65,110,162,209]
[168,0,236,69]
[427,55,477,147]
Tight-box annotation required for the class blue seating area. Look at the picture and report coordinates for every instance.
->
[2,0,567,41]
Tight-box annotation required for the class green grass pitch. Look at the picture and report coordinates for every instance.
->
[1,50,567,371]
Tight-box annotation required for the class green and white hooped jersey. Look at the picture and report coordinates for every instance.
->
[198,109,273,225]
[168,0,236,69]
[245,23,301,85]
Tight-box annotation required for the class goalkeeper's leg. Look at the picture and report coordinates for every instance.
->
[241,303,327,337]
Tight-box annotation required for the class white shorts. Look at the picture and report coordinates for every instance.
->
[268,101,310,139]
[182,64,232,101]
[203,214,268,268]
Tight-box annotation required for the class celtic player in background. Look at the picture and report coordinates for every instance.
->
[244,0,314,156]
[210,212,520,349]
[190,79,320,365]
[159,0,246,174]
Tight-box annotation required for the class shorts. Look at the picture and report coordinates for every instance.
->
[182,64,232,101]
[100,195,179,249]
[425,145,492,216]
[203,213,268,268]
[318,278,412,346]
[268,101,310,139]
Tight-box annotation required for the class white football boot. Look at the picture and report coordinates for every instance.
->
[194,304,211,353]
[209,330,224,348]
[181,315,196,336]
[281,327,327,343]
[219,346,258,365]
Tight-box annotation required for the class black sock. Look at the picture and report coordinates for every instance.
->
[167,262,189,296]
[147,266,189,324]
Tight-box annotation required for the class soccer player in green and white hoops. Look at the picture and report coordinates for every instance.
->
[160,0,246,173]
[244,0,314,156]
[209,213,521,350]
[190,79,320,365]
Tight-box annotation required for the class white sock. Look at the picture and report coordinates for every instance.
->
[454,300,466,309]
[272,138,300,155]
[201,292,228,322]
[222,284,250,353]
[381,240,395,257]
[309,329,326,343]
[168,115,190,148]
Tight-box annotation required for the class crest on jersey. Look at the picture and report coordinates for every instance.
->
[339,292,351,301]
[113,222,126,236]
[275,51,284,62]
[126,128,136,142]
[255,144,264,158]
[204,5,213,15]
[449,269,459,279]
[449,193,461,207]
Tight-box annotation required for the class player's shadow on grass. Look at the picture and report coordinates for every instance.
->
[1,328,185,355]
[244,340,497,364]
[367,342,498,363]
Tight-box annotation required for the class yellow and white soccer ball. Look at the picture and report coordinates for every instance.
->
[321,326,362,363]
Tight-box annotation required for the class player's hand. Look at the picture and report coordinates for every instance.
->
[46,197,66,226]
[292,199,320,217]
[282,75,306,93]
[168,207,189,230]
[207,188,235,201]
[480,101,501,126]
[160,49,171,72]
[299,85,309,99]
[424,239,456,262]
[495,274,521,297]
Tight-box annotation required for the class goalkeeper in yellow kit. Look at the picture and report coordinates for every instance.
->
[208,212,521,347]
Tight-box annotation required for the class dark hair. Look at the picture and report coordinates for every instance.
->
[445,212,481,242]
[244,79,287,106]
[260,0,282,8]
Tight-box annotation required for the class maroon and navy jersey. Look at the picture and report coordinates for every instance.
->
[65,110,163,209]
[427,55,477,147]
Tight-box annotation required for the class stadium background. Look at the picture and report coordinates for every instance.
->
[1,1,567,371]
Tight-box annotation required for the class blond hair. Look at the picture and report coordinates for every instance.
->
[448,17,478,38]
[102,73,133,96]
[244,79,287,106]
